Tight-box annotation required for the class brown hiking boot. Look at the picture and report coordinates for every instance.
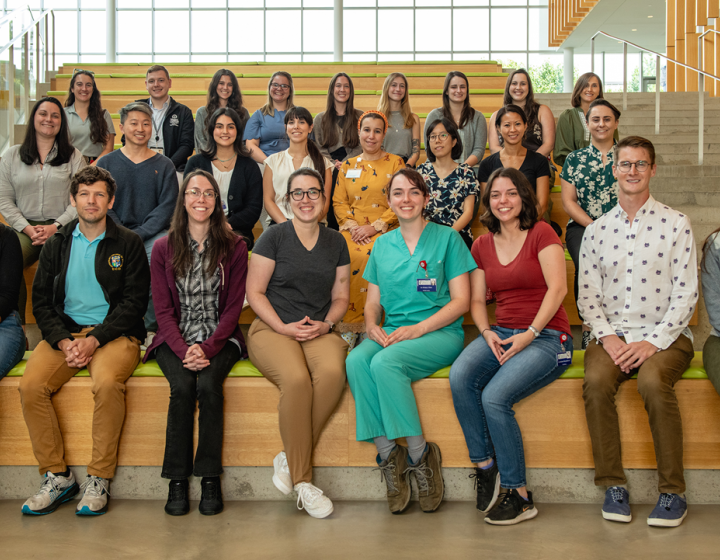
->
[374,444,411,514]
[406,442,444,513]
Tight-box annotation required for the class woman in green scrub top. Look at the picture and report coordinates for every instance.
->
[345,168,475,515]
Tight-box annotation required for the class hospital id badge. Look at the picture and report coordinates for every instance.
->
[345,168,361,178]
[557,351,572,366]
[417,278,437,292]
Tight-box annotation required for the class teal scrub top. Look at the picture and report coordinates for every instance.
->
[364,221,476,337]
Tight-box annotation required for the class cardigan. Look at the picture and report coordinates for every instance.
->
[184,154,263,249]
[144,235,248,361]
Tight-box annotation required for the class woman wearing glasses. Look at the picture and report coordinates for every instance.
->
[424,71,487,175]
[247,168,350,519]
[264,107,333,227]
[333,111,404,339]
[560,99,621,348]
[184,107,263,249]
[244,72,295,165]
[313,73,364,230]
[195,69,250,153]
[417,117,479,249]
[64,69,115,165]
[146,170,248,517]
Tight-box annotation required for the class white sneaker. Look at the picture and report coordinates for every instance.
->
[76,475,110,516]
[22,471,79,515]
[272,451,293,495]
[141,331,156,351]
[295,482,334,519]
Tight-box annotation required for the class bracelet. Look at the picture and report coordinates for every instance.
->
[480,328,490,337]
[528,325,541,338]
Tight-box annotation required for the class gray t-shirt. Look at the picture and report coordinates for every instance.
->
[252,221,350,324]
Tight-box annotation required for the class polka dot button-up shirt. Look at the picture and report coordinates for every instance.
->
[578,195,697,350]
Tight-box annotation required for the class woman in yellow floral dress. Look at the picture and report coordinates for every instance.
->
[333,111,404,334]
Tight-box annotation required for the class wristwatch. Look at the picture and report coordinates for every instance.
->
[528,325,540,338]
[324,320,335,332]
[53,221,62,230]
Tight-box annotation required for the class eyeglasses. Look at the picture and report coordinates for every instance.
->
[185,189,217,200]
[271,83,290,90]
[289,189,321,201]
[429,133,450,142]
[616,160,650,173]
[72,68,95,77]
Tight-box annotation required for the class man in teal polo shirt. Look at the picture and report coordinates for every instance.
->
[19,166,149,517]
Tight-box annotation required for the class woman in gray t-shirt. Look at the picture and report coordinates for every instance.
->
[246,168,350,519]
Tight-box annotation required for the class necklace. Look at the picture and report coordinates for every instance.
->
[216,154,236,163]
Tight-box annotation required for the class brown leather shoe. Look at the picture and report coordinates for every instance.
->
[374,444,411,514]
[406,442,444,513]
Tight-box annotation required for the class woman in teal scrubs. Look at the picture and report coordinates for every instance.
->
[345,168,475,515]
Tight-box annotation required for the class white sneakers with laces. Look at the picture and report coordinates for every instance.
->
[272,451,293,495]
[294,482,334,519]
[76,475,111,516]
[22,471,79,515]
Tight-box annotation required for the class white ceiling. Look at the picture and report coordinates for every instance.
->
[559,0,668,54]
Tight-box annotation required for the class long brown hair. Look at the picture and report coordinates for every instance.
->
[65,70,109,147]
[169,170,237,278]
[441,71,475,129]
[377,72,414,129]
[571,72,605,108]
[204,69,244,131]
[319,72,361,150]
[284,106,326,184]
[502,69,540,142]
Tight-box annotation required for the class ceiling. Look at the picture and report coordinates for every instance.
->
[558,0,668,55]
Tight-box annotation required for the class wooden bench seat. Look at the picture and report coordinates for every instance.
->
[2,351,718,470]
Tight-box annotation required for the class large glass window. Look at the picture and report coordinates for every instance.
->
[23,1,555,69]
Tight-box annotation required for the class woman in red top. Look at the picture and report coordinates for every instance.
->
[449,167,572,526]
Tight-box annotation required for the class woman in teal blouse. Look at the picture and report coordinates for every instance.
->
[345,168,475,516]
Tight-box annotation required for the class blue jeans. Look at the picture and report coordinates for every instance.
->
[449,326,572,488]
[143,230,167,332]
[0,310,26,379]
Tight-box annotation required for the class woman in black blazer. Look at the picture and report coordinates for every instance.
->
[184,107,263,249]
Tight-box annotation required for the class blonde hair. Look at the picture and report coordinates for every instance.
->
[261,71,295,117]
[377,73,414,129]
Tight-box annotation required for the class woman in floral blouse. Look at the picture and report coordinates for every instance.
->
[417,117,479,249]
[560,98,621,347]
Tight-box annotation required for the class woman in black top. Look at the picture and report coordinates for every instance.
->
[0,223,25,378]
[478,105,550,219]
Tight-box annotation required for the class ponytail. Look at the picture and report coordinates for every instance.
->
[306,140,326,185]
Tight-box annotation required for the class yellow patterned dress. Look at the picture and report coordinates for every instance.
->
[333,152,404,331]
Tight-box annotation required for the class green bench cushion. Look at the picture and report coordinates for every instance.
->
[6,351,707,380]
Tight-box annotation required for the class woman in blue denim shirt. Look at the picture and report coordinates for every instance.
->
[0,223,26,378]
[449,167,572,526]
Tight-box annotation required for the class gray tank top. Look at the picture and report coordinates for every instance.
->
[383,111,413,159]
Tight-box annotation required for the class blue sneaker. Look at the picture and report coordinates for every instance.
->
[647,493,687,527]
[602,486,631,522]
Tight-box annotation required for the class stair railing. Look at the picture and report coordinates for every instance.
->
[591,30,720,165]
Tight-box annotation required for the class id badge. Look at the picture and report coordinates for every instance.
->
[346,168,362,178]
[557,351,572,366]
[417,278,437,292]
[151,147,164,155]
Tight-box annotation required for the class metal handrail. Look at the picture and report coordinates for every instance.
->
[592,30,720,165]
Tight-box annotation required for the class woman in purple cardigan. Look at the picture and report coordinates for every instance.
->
[145,169,248,517]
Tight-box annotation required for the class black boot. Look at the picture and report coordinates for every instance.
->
[199,477,223,516]
[164,479,189,516]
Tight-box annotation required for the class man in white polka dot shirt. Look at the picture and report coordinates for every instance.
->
[578,136,697,528]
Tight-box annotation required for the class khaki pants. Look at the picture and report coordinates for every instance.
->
[18,329,141,479]
[247,318,347,485]
[582,335,694,494]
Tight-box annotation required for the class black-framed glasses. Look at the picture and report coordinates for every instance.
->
[185,188,217,200]
[271,82,290,90]
[289,189,321,201]
[616,160,650,173]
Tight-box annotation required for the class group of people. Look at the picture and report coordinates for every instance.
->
[0,64,714,530]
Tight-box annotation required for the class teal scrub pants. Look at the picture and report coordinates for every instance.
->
[346,327,464,442]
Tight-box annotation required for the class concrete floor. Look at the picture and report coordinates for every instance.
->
[1,500,719,560]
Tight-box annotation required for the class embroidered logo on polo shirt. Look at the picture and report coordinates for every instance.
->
[169,114,179,127]
[108,254,123,270]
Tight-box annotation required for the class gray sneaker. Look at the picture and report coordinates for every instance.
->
[374,444,411,514]
[22,471,79,515]
[76,475,110,516]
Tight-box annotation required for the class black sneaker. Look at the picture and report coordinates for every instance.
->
[485,489,538,525]
[199,477,224,516]
[164,479,190,516]
[469,463,501,513]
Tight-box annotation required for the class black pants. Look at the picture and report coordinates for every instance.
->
[565,221,585,321]
[326,147,348,231]
[157,341,241,479]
